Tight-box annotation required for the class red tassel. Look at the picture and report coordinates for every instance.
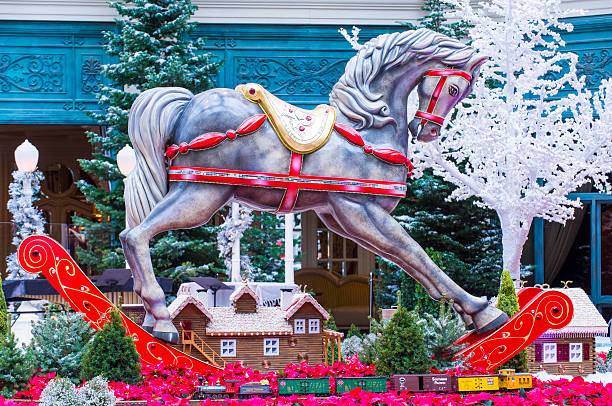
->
[165,145,180,160]
[189,133,227,150]
[236,114,267,135]
[334,123,365,147]
[372,148,408,165]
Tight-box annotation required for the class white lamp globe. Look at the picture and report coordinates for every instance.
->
[14,139,39,173]
[117,145,137,176]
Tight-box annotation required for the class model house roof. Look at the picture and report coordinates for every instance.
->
[205,306,293,336]
[168,295,213,320]
[230,283,260,304]
[168,285,331,336]
[285,292,330,320]
[541,288,607,338]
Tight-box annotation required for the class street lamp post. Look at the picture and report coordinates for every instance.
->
[14,140,39,203]
[117,144,137,269]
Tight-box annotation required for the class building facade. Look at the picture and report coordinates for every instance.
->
[1,1,611,320]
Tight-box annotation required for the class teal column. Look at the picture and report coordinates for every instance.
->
[534,217,544,285]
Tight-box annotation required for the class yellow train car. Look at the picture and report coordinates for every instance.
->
[498,369,533,390]
[457,375,500,392]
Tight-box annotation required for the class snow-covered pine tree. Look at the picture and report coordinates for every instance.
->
[29,308,95,384]
[6,169,46,280]
[74,0,223,278]
[422,297,466,370]
[375,0,502,310]
[415,0,612,280]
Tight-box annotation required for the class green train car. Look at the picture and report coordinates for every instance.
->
[336,376,388,394]
[277,377,331,396]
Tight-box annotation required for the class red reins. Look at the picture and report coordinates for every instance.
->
[414,69,472,127]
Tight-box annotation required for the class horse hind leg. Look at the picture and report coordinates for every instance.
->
[122,240,155,333]
[325,194,508,334]
[318,210,477,327]
[120,183,233,343]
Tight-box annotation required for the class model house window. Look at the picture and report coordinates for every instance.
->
[220,339,236,357]
[264,338,279,356]
[569,343,583,362]
[309,319,320,334]
[294,319,305,334]
[543,343,557,363]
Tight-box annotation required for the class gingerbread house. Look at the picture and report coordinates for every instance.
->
[168,283,343,370]
[526,287,607,376]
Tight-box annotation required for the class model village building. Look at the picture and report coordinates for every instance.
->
[527,288,608,376]
[167,282,343,370]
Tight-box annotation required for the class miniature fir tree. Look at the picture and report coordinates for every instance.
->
[423,297,466,370]
[0,275,8,337]
[74,0,222,277]
[80,309,141,384]
[347,324,362,339]
[29,308,95,384]
[497,270,528,372]
[0,333,33,398]
[376,292,433,375]
[5,168,46,279]
[415,0,612,280]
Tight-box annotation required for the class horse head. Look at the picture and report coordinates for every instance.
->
[409,55,488,142]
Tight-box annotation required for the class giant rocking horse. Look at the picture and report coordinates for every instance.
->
[120,28,504,344]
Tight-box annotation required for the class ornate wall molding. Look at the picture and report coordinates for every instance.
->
[0,16,610,124]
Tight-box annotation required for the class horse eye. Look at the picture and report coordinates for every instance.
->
[449,85,459,97]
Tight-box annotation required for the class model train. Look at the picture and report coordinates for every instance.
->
[195,369,532,399]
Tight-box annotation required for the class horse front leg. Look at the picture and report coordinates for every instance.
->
[120,183,233,343]
[326,194,507,333]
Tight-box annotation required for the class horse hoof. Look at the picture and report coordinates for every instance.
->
[142,324,154,334]
[466,323,475,330]
[474,312,509,334]
[153,330,180,344]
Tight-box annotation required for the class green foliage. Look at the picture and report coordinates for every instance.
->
[29,308,95,384]
[347,324,362,339]
[422,297,466,369]
[375,300,433,375]
[0,333,33,398]
[399,0,471,38]
[0,275,7,338]
[243,212,286,282]
[80,309,141,384]
[74,0,222,278]
[497,270,528,372]
[324,311,339,365]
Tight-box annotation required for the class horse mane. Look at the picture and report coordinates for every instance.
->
[330,28,476,130]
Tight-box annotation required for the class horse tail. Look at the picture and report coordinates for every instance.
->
[125,87,193,228]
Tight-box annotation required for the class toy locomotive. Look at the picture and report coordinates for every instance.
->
[195,369,532,399]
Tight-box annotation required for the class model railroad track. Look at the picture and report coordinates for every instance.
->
[17,235,221,375]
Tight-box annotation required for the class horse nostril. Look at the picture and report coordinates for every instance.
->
[430,127,438,136]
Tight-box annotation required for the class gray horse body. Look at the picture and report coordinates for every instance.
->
[121,28,505,344]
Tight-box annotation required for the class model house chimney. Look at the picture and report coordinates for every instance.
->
[281,288,294,310]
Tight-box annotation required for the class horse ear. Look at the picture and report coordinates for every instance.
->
[466,55,488,75]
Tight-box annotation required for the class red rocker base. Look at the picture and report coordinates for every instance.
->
[454,287,573,371]
[17,235,221,374]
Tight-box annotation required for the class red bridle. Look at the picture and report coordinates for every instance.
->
[414,69,472,126]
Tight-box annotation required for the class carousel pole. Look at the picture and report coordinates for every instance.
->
[231,202,241,282]
[284,213,295,284]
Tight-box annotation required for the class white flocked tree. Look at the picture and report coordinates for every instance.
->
[412,0,612,281]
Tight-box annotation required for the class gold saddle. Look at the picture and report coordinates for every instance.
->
[236,83,336,154]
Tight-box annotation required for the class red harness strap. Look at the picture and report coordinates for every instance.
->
[414,69,472,127]
[277,152,303,214]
